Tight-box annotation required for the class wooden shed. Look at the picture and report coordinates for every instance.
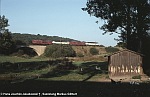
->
[108,49,143,79]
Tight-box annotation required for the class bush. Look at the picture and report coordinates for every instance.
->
[99,45,105,47]
[0,39,16,55]
[132,75,141,79]
[77,53,84,57]
[44,44,76,58]
[14,47,38,57]
[105,46,119,53]
[56,58,77,70]
[89,48,99,55]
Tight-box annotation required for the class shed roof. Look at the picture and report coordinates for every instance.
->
[108,49,143,57]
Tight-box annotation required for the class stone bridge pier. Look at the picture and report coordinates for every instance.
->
[29,45,46,56]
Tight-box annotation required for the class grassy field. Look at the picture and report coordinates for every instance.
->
[0,55,50,63]
[1,57,150,97]
[0,56,109,82]
[0,67,108,82]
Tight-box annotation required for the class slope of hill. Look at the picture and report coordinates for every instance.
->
[12,33,79,45]
[70,46,107,61]
[72,46,106,56]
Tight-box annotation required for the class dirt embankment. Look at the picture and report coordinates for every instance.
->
[72,46,107,56]
[70,46,107,62]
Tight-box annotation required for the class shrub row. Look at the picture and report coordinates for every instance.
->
[0,58,75,73]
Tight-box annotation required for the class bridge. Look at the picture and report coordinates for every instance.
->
[29,45,46,56]
[16,45,47,56]
[18,45,107,56]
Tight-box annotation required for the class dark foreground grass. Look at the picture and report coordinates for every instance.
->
[0,60,108,82]
[0,80,150,97]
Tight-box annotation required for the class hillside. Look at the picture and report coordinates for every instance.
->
[70,46,108,61]
[70,46,122,61]
[12,33,79,45]
[72,46,106,56]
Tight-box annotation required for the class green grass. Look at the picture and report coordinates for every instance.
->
[39,72,90,81]
[38,72,108,81]
[0,56,108,82]
[87,74,108,81]
[0,66,54,80]
[73,61,103,66]
[73,61,85,66]
[132,75,141,79]
[0,56,49,63]
[0,69,105,82]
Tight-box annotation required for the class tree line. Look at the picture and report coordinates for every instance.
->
[12,33,78,46]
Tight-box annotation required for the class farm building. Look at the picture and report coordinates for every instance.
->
[108,49,143,79]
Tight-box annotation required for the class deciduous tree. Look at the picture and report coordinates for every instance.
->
[0,15,15,55]
[83,0,150,52]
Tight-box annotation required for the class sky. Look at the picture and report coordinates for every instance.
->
[0,0,119,46]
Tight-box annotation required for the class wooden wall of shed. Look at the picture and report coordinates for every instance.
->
[109,51,143,78]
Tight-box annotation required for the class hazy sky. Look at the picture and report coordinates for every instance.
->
[1,0,118,46]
